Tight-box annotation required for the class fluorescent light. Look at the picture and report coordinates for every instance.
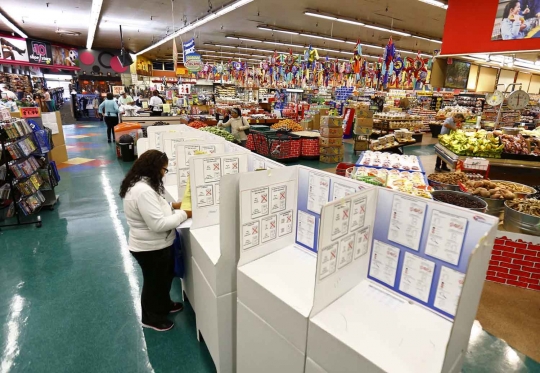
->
[86,0,103,49]
[264,41,303,48]
[304,11,336,21]
[214,44,238,49]
[362,43,384,49]
[0,11,28,38]
[418,0,448,10]
[258,26,299,35]
[239,37,262,43]
[412,35,437,42]
[136,0,253,55]
[430,39,443,44]
[335,19,364,26]
[364,24,411,37]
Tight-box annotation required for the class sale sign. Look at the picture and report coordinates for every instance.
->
[27,39,53,65]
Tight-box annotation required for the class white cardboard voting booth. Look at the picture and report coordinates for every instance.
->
[236,166,371,373]
[306,188,499,373]
[188,150,284,373]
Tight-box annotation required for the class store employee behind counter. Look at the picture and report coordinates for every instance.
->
[120,150,192,332]
[436,113,465,172]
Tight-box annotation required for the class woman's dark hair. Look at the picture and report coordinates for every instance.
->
[454,113,466,121]
[152,90,159,96]
[231,107,241,116]
[503,0,520,18]
[119,150,168,198]
[106,92,114,100]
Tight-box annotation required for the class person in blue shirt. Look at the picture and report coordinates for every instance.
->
[501,0,527,40]
[522,0,540,20]
[99,92,120,143]
[436,114,465,172]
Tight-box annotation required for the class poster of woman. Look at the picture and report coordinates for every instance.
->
[492,0,540,40]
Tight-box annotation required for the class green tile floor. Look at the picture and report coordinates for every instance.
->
[0,122,539,373]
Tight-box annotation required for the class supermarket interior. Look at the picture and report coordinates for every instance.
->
[1,0,540,372]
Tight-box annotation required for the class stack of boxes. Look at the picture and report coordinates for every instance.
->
[319,116,344,163]
[354,105,374,152]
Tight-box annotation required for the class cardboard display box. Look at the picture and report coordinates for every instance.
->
[354,126,373,136]
[320,116,342,128]
[51,111,66,146]
[320,137,343,147]
[354,140,370,151]
[356,118,374,128]
[49,144,68,163]
[356,109,373,118]
[319,127,343,138]
[301,119,314,131]
[320,154,344,163]
[319,145,344,156]
[319,108,329,116]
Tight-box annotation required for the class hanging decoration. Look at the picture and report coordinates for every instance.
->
[381,37,396,88]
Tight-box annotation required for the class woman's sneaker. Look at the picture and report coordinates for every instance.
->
[142,320,174,332]
[170,302,184,313]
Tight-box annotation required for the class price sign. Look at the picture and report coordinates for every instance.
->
[21,107,41,118]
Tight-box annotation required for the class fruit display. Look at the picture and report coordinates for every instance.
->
[521,128,540,137]
[438,130,503,158]
[495,133,540,156]
[188,121,208,129]
[359,151,422,172]
[271,119,303,132]
[432,191,485,209]
[427,172,469,185]
[506,199,540,217]
[462,180,517,200]
[199,127,236,142]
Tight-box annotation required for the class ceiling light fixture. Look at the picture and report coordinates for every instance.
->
[411,35,443,44]
[136,0,253,55]
[257,26,299,35]
[86,0,104,49]
[363,24,411,37]
[0,11,28,38]
[418,0,448,10]
[303,11,337,21]
[305,10,412,37]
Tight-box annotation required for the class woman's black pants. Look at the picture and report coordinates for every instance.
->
[131,246,174,324]
[104,115,119,141]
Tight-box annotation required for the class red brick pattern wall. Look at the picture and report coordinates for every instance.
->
[300,138,320,157]
[487,236,540,291]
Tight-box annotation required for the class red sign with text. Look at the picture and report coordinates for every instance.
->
[20,107,41,118]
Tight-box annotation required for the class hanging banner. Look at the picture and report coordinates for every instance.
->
[185,53,203,72]
[0,36,29,62]
[27,39,53,65]
[183,38,196,61]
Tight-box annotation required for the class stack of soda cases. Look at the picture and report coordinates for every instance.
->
[319,116,344,163]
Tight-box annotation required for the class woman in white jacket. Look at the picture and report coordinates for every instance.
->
[218,107,250,146]
[120,150,191,331]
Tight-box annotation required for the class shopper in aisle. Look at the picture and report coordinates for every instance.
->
[149,90,164,116]
[135,94,144,107]
[501,0,527,39]
[42,88,54,112]
[119,92,134,106]
[120,150,191,332]
[217,107,250,146]
[98,93,120,143]
[92,96,100,119]
[436,113,465,172]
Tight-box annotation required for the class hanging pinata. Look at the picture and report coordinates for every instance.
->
[352,40,363,81]
[304,45,319,69]
[393,52,404,87]
[382,37,395,88]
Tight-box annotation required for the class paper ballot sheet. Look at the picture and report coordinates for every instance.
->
[425,210,467,266]
[240,180,296,252]
[399,252,435,303]
[369,240,400,287]
[307,172,330,214]
[434,266,465,316]
[388,195,426,251]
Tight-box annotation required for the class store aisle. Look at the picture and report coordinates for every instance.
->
[0,123,539,373]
